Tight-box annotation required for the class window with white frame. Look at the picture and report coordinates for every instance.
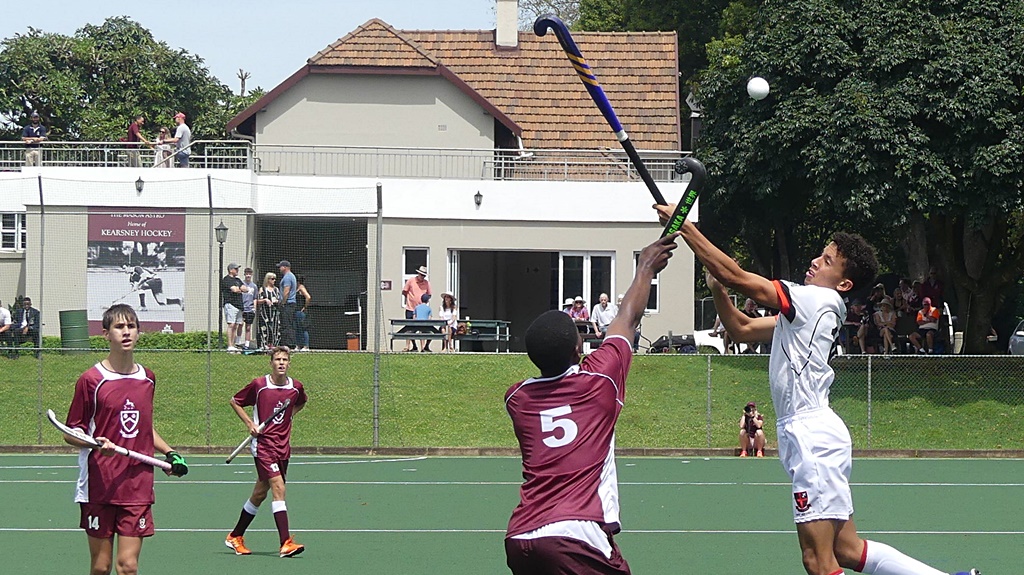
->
[559,252,615,307]
[633,251,660,312]
[1,213,26,251]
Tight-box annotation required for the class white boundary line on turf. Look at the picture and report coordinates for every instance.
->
[0,456,428,471]
[4,479,1024,487]
[1,527,1022,535]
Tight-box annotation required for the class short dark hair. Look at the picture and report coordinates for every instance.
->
[832,232,878,292]
[525,310,579,374]
[102,304,138,330]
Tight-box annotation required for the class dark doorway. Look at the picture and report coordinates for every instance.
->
[256,217,368,349]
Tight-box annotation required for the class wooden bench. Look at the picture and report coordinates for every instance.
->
[389,319,448,351]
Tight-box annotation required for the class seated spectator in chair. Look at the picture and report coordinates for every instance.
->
[590,293,618,338]
[739,402,765,457]
[561,297,574,314]
[567,295,589,322]
[909,297,940,353]
[0,300,12,357]
[873,296,897,354]
[14,297,42,358]
[414,293,433,352]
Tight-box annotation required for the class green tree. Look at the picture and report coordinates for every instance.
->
[578,0,759,82]
[0,17,233,141]
[697,0,1024,353]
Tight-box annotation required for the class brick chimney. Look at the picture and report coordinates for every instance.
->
[496,0,519,48]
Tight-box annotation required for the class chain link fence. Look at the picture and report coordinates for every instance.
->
[5,351,1022,451]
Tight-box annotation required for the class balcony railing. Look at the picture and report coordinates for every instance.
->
[0,141,690,182]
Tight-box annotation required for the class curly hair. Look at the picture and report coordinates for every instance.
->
[832,232,879,292]
[525,310,580,374]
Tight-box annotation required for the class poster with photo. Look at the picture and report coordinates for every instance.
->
[87,208,186,335]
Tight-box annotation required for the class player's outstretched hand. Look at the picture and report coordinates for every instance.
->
[637,233,680,277]
[705,270,727,295]
[653,203,676,225]
[165,451,189,476]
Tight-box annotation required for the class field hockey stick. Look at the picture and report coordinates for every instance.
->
[534,14,668,206]
[660,157,706,236]
[225,398,291,464]
[46,409,172,471]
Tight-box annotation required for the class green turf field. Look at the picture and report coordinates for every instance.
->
[1,454,1016,574]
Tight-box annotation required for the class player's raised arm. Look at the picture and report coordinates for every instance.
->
[606,234,678,341]
[707,272,776,344]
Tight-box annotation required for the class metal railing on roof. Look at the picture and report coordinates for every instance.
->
[0,140,690,182]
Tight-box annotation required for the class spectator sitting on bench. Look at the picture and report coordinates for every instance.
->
[590,293,617,339]
[910,297,940,354]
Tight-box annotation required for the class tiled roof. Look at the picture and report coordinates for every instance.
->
[231,19,680,151]
[400,28,681,150]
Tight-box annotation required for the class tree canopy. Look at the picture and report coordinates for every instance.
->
[697,0,1024,351]
[0,17,239,140]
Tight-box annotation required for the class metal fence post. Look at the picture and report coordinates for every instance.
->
[866,355,872,449]
[706,354,713,448]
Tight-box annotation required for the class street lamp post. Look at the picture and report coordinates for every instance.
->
[214,221,229,349]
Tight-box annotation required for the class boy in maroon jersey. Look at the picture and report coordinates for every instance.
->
[61,304,188,575]
[225,346,308,558]
[504,234,679,575]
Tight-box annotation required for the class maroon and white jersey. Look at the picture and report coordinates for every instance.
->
[65,362,156,505]
[233,375,307,461]
[505,335,631,538]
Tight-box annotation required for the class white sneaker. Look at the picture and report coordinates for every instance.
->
[226,346,239,353]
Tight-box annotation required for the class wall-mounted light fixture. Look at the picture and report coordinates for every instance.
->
[474,191,483,207]
[135,177,145,194]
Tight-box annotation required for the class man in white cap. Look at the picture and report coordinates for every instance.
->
[164,112,191,167]
[401,266,431,351]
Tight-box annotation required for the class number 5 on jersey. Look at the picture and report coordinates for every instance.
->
[540,405,578,447]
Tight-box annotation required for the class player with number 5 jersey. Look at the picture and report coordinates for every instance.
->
[226,346,308,558]
[504,234,679,575]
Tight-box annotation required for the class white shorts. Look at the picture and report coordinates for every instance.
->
[776,408,854,523]
[224,303,242,324]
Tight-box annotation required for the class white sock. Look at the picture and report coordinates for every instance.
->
[858,540,948,575]
[243,499,259,515]
[272,500,287,513]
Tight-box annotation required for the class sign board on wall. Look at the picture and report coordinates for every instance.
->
[87,208,186,335]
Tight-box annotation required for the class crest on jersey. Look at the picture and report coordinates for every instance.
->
[794,491,811,513]
[272,401,287,425]
[120,399,139,439]
[138,516,146,529]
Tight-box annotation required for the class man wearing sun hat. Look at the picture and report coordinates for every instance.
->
[165,112,192,167]
[401,266,431,351]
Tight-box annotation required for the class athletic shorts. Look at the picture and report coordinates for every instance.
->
[254,456,289,482]
[776,408,854,523]
[80,502,155,538]
[224,303,241,324]
[242,311,256,325]
[505,532,631,575]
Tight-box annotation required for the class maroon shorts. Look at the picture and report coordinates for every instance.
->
[505,535,631,575]
[254,456,289,481]
[80,503,154,538]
